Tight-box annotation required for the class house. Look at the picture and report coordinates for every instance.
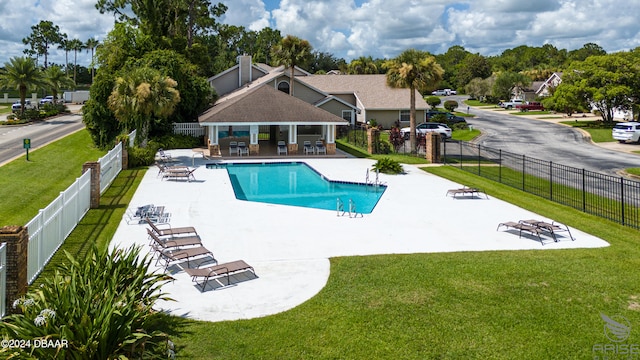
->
[199,55,429,156]
[535,72,563,98]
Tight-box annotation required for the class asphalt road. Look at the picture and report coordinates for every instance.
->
[462,103,640,176]
[0,112,85,166]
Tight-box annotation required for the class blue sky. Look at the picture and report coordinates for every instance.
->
[2,0,640,68]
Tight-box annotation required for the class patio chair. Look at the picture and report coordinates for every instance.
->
[155,244,216,270]
[238,142,249,156]
[315,140,327,155]
[155,162,188,177]
[161,167,197,182]
[146,217,198,237]
[157,148,174,162]
[277,141,288,155]
[497,221,544,244]
[303,141,314,155]
[185,260,255,291]
[147,228,202,252]
[229,141,238,156]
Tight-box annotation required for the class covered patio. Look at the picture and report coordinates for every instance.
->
[199,85,349,157]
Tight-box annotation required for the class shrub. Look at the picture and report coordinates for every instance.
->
[388,127,404,152]
[0,245,174,359]
[444,100,459,112]
[425,96,441,108]
[372,157,404,174]
[128,146,157,167]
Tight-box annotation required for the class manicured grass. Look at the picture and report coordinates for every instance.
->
[627,168,640,177]
[157,166,640,359]
[560,120,616,143]
[0,130,106,226]
[0,104,10,115]
[452,129,481,141]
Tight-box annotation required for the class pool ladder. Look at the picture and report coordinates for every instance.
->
[336,198,363,218]
[365,169,383,190]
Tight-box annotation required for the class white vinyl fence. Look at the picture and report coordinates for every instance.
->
[174,123,205,137]
[0,242,6,318]
[99,142,122,194]
[26,170,92,284]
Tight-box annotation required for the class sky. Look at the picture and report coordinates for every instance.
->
[1,0,640,69]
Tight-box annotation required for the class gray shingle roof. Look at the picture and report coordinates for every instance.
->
[198,85,349,125]
[298,74,429,110]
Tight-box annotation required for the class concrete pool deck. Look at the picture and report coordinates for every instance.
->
[109,149,609,322]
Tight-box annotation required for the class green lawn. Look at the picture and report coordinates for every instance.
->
[0,104,10,115]
[8,133,640,359]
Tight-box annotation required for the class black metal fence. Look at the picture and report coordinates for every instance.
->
[443,140,640,229]
[337,126,429,157]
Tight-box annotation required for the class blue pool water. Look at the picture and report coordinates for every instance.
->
[208,162,386,213]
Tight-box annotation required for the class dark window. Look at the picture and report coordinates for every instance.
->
[277,81,290,94]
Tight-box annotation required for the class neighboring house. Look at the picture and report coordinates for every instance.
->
[511,81,545,101]
[200,55,428,155]
[536,72,563,98]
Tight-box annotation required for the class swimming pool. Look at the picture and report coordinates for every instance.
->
[208,162,386,214]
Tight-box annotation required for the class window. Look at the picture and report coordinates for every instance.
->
[277,81,290,94]
[342,110,353,123]
[399,110,410,122]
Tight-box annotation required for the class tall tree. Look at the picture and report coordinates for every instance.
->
[384,49,444,152]
[492,71,531,101]
[69,39,85,83]
[0,57,45,115]
[271,35,313,96]
[22,20,63,68]
[43,66,75,102]
[85,38,100,83]
[347,56,378,74]
[58,34,71,76]
[108,66,181,146]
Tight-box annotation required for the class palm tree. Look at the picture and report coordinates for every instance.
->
[68,38,85,84]
[271,35,312,96]
[57,34,71,76]
[108,67,181,146]
[347,56,378,74]
[43,65,75,102]
[0,57,45,115]
[85,38,100,83]
[384,49,444,152]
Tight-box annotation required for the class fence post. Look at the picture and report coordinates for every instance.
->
[522,154,526,191]
[121,139,129,170]
[621,177,626,226]
[499,149,502,183]
[0,226,28,315]
[549,161,553,201]
[82,162,100,209]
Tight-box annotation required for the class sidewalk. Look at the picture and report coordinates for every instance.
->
[471,105,640,155]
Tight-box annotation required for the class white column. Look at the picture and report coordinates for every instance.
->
[250,125,259,145]
[208,125,219,145]
[288,125,297,144]
[326,125,336,144]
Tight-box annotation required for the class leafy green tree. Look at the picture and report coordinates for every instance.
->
[456,53,492,90]
[108,66,181,146]
[492,71,531,101]
[309,51,346,74]
[568,42,606,62]
[384,49,444,152]
[0,57,45,115]
[435,45,470,89]
[425,96,441,108]
[22,20,63,68]
[271,35,313,96]
[82,71,119,148]
[444,100,459,112]
[347,56,379,74]
[43,65,75,101]
[253,27,283,64]
[465,76,493,102]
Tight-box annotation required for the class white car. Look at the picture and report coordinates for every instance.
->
[40,95,54,105]
[11,100,36,112]
[400,122,452,140]
[612,122,640,143]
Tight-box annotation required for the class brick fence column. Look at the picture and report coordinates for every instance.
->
[1,226,29,315]
[367,128,379,154]
[121,141,128,170]
[425,132,441,163]
[82,162,101,209]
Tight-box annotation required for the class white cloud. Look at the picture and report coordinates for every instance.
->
[2,0,640,68]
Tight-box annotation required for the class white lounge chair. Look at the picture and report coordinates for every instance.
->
[277,141,288,155]
[303,141,314,155]
[238,142,249,156]
[229,141,238,156]
[315,140,327,155]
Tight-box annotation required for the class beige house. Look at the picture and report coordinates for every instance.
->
[199,55,429,156]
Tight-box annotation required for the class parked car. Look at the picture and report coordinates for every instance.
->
[499,99,524,109]
[431,90,447,96]
[612,122,640,143]
[400,122,452,140]
[39,95,60,105]
[515,101,544,112]
[426,110,466,124]
[11,100,36,112]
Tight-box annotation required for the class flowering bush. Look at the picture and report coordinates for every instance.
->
[0,245,174,359]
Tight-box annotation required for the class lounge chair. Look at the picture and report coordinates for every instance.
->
[147,228,202,252]
[185,260,255,291]
[229,141,238,156]
[315,140,327,155]
[161,167,196,182]
[277,141,288,155]
[446,186,488,199]
[127,205,170,224]
[518,219,575,242]
[156,162,188,177]
[146,217,198,237]
[238,142,249,156]
[155,245,216,270]
[303,141,314,155]
[497,221,544,244]
[157,148,174,162]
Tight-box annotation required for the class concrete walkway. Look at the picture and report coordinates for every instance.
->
[110,150,609,322]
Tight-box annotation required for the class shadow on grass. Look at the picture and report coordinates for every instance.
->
[30,168,146,288]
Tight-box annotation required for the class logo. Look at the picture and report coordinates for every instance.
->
[601,313,631,342]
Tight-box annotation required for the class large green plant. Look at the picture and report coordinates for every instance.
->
[0,245,173,359]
